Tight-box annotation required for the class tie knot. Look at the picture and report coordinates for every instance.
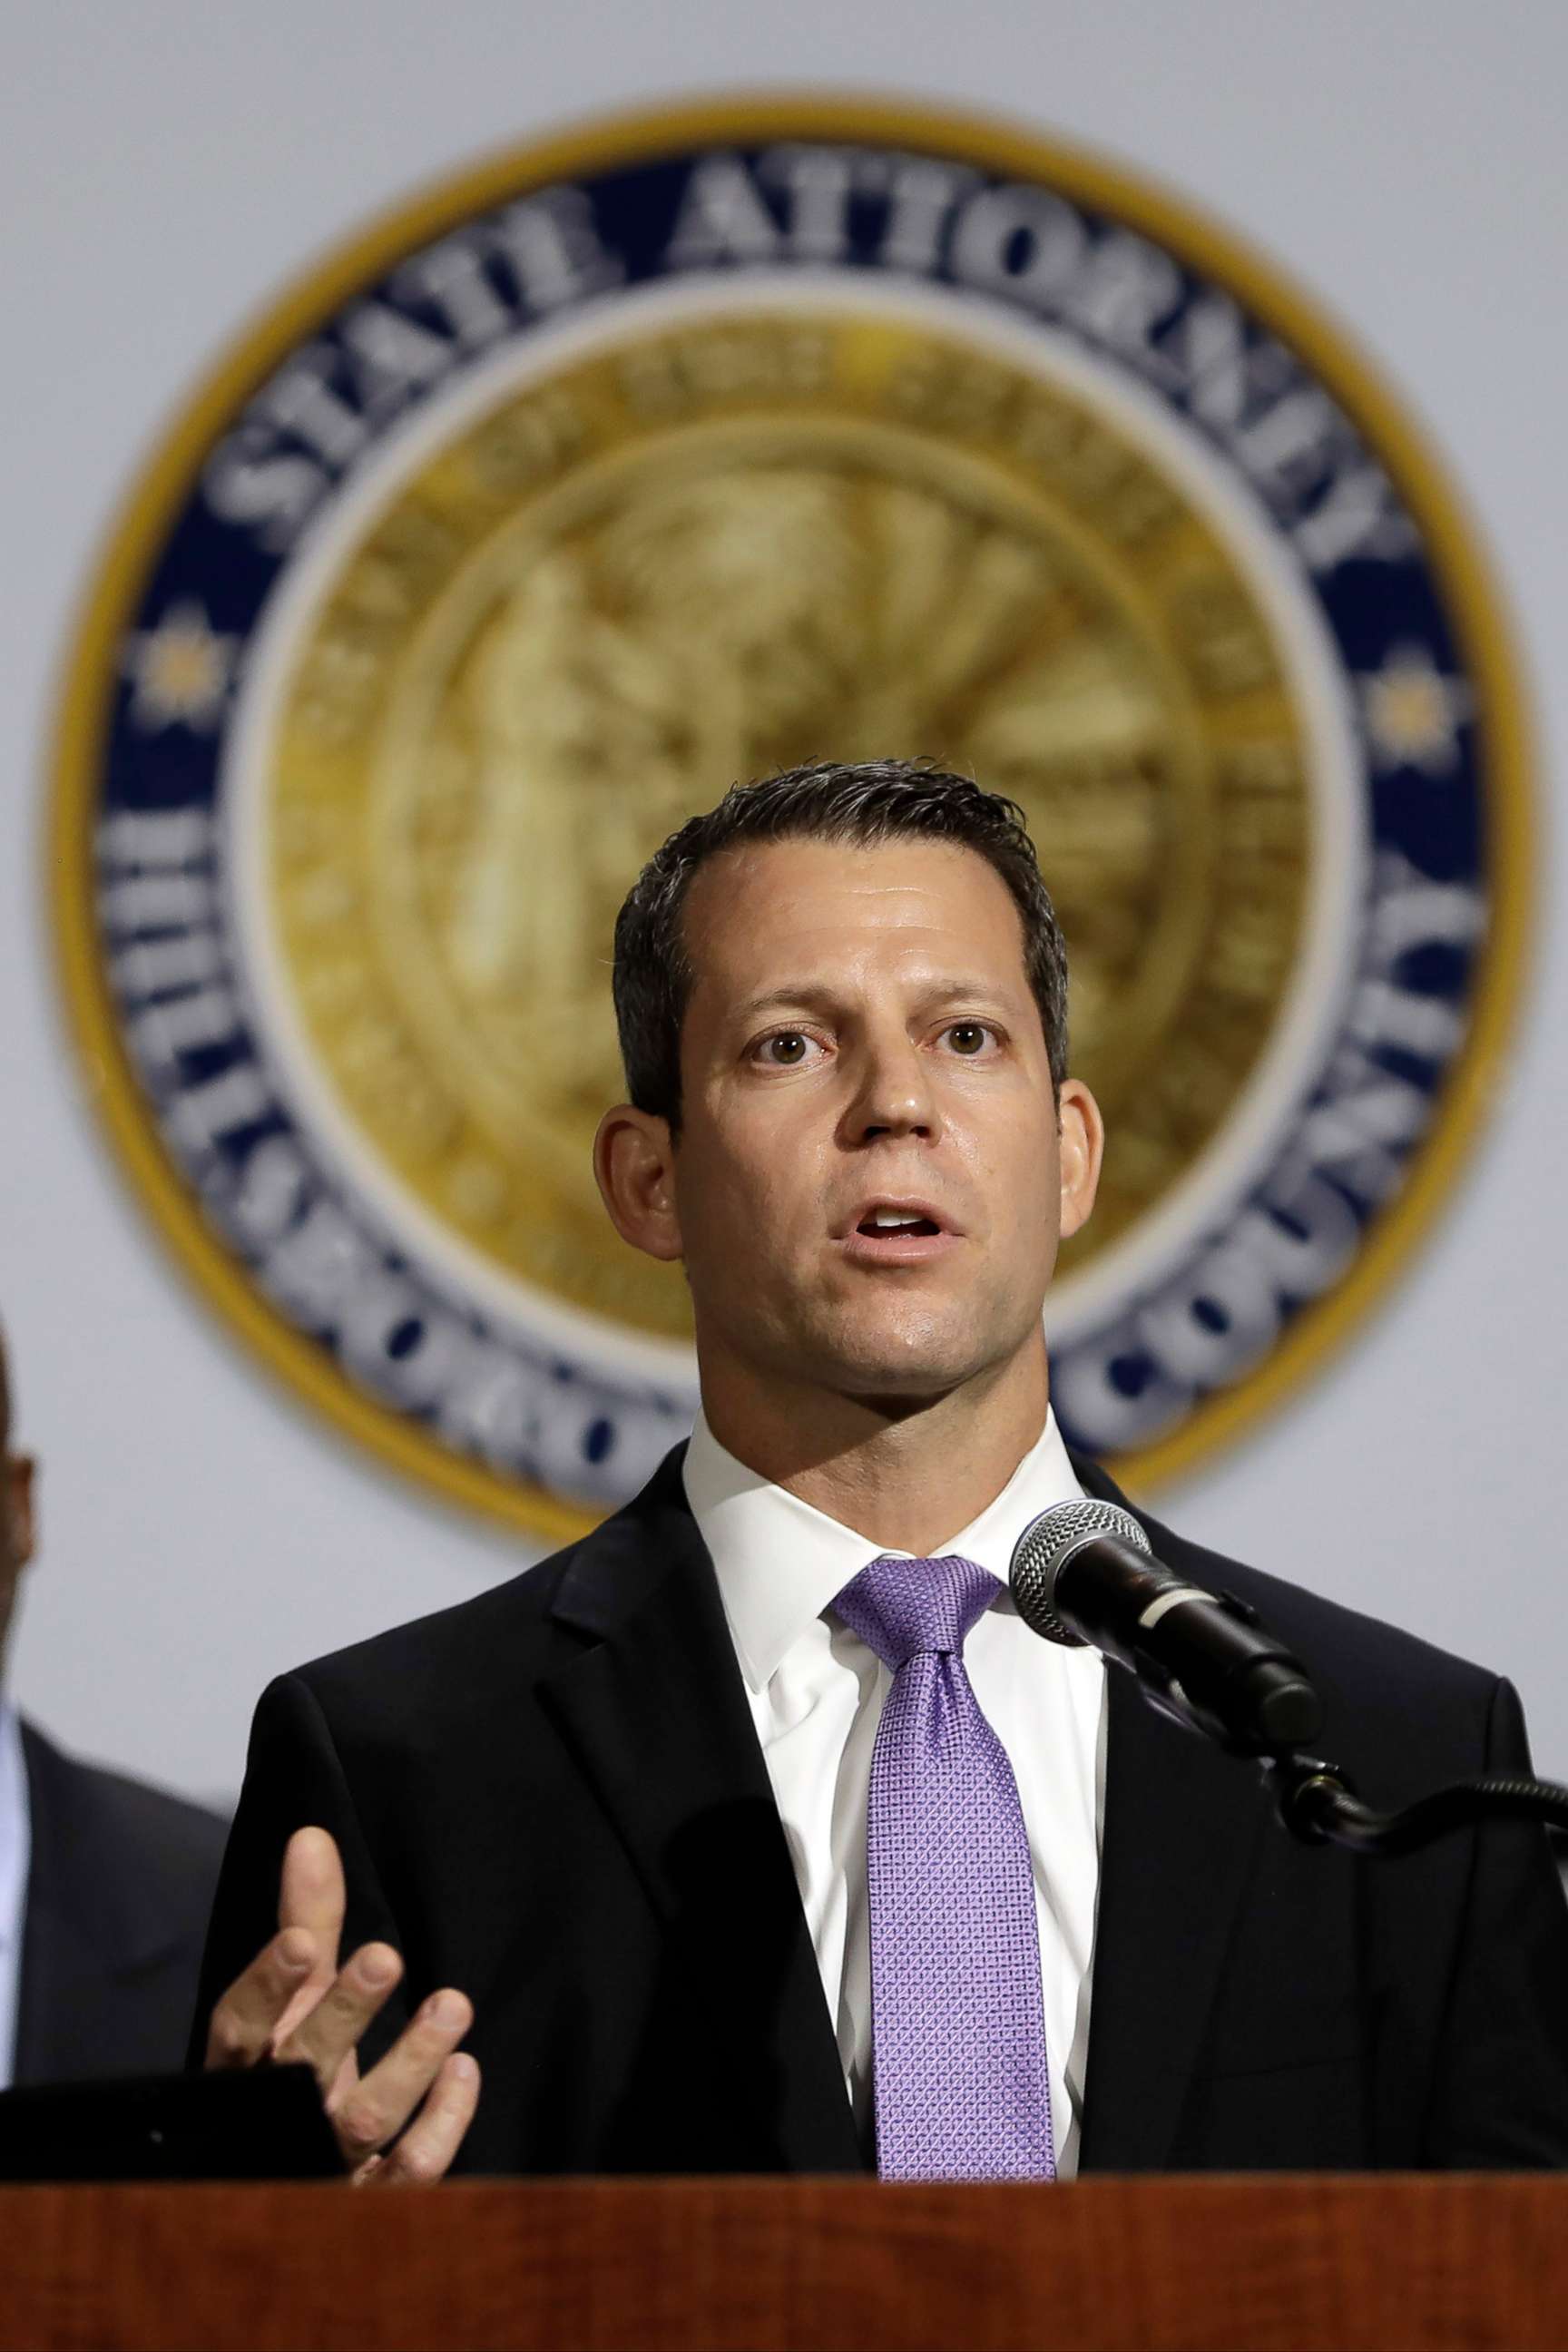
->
[834,1553,998,1671]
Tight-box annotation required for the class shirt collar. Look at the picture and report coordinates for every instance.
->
[0,1697,28,1960]
[683,1405,1085,1693]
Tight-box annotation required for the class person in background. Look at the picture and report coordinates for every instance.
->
[0,1314,228,2086]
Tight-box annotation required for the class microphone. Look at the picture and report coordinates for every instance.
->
[1009,1499,1325,1755]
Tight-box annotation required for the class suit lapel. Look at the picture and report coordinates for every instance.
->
[540,1452,862,2172]
[531,1441,1269,2172]
[1071,1458,1272,2171]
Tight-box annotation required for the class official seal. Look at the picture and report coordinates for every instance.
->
[52,97,1530,1537]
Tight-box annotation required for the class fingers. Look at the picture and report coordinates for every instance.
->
[368,2053,481,2187]
[279,1827,347,1986]
[206,1926,317,2069]
[327,1988,475,2176]
[207,1830,358,2071]
[279,1941,406,2095]
[205,1823,475,2186]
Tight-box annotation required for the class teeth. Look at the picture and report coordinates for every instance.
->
[870,1210,922,1228]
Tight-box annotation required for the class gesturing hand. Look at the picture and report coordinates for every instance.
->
[205,1825,479,2183]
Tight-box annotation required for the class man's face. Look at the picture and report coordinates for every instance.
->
[0,1426,35,1669]
[616,837,1101,1409]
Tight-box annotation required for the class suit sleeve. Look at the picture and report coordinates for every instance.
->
[185,1671,408,2069]
[1424,1676,1568,2164]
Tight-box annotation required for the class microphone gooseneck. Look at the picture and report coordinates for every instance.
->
[1008,1497,1325,1756]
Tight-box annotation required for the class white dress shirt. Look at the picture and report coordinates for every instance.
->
[684,1406,1106,2175]
[0,1698,32,2091]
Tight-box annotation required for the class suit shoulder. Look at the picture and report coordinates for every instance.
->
[271,1445,693,1719]
[22,1721,229,1906]
[88,1765,230,1880]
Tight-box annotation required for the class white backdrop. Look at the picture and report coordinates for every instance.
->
[3,0,1565,1805]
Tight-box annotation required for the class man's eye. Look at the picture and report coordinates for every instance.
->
[757,1032,819,1066]
[944,1022,995,1055]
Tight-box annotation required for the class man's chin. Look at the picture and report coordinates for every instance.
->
[811,1322,1004,1406]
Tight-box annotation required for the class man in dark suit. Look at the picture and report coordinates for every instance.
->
[0,1318,228,2086]
[198,760,1568,2180]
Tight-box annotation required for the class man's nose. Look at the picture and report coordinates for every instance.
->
[842,1031,940,1144]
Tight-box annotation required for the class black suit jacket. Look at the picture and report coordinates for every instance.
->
[194,1447,1568,2171]
[15,1720,229,2087]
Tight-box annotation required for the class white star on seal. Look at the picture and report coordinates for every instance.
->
[1357,642,1474,778]
[122,601,239,731]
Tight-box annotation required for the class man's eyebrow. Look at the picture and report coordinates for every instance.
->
[725,984,843,1025]
[725,977,1019,1024]
[918,978,1018,1009]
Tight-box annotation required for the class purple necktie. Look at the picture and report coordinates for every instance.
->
[835,1553,1055,2182]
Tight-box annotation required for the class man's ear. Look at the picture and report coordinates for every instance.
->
[1055,1078,1104,1243]
[3,1455,35,1572]
[593,1105,684,1263]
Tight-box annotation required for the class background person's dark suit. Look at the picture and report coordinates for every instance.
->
[194,1447,1568,2171]
[14,1720,228,2086]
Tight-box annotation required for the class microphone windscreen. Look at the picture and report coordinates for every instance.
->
[1009,1497,1151,1645]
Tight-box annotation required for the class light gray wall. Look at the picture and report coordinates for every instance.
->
[4,0,1565,1803]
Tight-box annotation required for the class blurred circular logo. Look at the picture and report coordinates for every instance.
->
[52,98,1530,1537]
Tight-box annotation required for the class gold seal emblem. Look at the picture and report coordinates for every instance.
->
[265,305,1308,1346]
[54,98,1530,1535]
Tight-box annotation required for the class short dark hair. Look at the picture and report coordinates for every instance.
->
[612,759,1069,1131]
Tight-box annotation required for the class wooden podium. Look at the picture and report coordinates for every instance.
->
[5,2175,1567,2352]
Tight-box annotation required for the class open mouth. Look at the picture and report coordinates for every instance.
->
[839,1202,957,1260]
